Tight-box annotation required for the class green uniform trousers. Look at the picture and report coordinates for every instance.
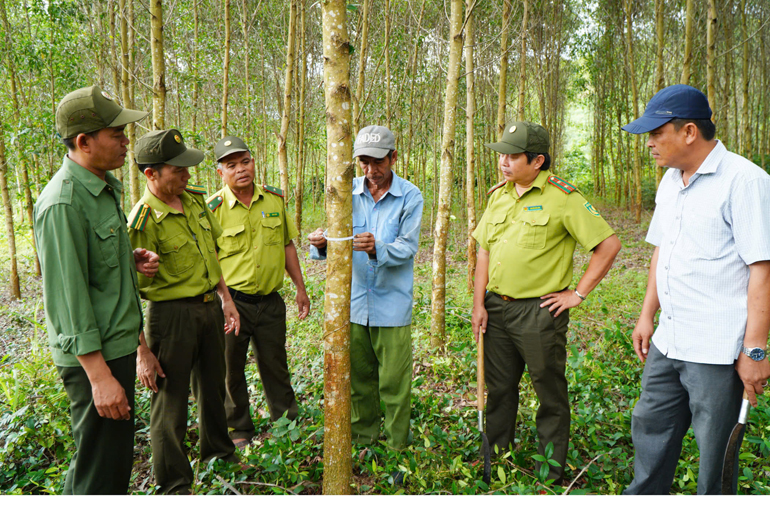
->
[146,298,236,494]
[57,352,136,495]
[224,292,298,440]
[350,323,412,450]
[483,292,570,483]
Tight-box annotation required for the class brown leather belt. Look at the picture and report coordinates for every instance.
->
[497,293,516,302]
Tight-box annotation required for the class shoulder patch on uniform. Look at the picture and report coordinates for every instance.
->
[263,184,284,197]
[206,195,223,212]
[128,203,151,231]
[584,202,601,217]
[486,180,508,196]
[185,183,207,195]
[547,175,577,194]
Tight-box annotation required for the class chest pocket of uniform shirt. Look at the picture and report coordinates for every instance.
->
[218,225,247,258]
[518,212,549,250]
[485,212,507,244]
[353,214,366,236]
[197,217,216,252]
[159,233,195,275]
[94,216,121,268]
[261,217,282,246]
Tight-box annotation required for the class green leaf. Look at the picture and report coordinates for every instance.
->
[498,466,506,484]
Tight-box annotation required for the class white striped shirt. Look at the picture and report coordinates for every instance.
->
[647,140,770,364]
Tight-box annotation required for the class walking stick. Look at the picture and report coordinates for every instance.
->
[477,331,491,485]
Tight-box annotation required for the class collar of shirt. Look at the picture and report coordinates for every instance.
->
[142,186,192,223]
[671,140,726,186]
[505,169,550,199]
[63,155,123,198]
[223,181,264,209]
[353,171,404,200]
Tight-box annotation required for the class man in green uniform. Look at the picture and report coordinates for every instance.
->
[471,121,621,483]
[206,136,309,448]
[34,85,156,494]
[127,129,240,494]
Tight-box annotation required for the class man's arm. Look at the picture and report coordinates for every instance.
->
[540,234,622,317]
[736,260,770,406]
[471,248,490,342]
[285,241,310,319]
[308,228,328,260]
[216,273,240,336]
[631,247,661,362]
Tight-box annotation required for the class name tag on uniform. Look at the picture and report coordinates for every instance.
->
[262,212,280,218]
[198,211,206,218]
[524,205,543,211]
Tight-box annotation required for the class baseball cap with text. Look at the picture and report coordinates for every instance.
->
[56,85,148,139]
[484,121,550,155]
[353,126,396,159]
[135,129,204,167]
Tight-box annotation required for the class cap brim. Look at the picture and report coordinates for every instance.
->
[622,115,672,134]
[353,147,391,159]
[217,147,250,162]
[166,148,205,167]
[484,142,527,154]
[109,107,149,128]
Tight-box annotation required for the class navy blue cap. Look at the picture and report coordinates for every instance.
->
[622,84,712,134]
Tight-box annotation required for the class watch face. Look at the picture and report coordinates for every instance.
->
[748,348,767,361]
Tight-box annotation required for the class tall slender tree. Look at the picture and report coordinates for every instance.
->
[465,0,477,293]
[0,122,20,299]
[150,0,166,129]
[221,0,231,137]
[277,0,297,203]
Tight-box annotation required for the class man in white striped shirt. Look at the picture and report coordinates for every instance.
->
[622,84,770,495]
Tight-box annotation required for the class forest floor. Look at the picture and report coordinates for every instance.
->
[1,201,769,495]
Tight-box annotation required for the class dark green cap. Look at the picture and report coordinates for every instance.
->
[135,129,204,167]
[56,85,148,139]
[484,121,550,154]
[215,136,250,161]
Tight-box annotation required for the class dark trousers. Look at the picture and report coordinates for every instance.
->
[624,344,743,495]
[484,293,570,482]
[146,298,236,494]
[57,352,136,495]
[224,293,298,440]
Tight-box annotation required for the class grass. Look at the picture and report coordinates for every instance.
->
[1,201,769,495]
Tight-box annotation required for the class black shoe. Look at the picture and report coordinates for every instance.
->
[391,471,405,486]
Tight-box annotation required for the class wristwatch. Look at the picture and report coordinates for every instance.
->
[741,347,767,362]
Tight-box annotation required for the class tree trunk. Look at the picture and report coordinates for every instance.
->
[516,0,529,120]
[352,0,370,139]
[654,0,665,187]
[465,0,477,294]
[405,0,427,181]
[625,0,641,223]
[430,0,464,350]
[706,0,717,113]
[320,0,354,496]
[295,0,307,245]
[242,0,252,139]
[739,0,751,156]
[277,0,297,204]
[221,0,231,138]
[680,0,694,85]
[385,0,391,126]
[497,0,512,139]
[0,124,20,299]
[150,0,166,130]
[119,0,140,205]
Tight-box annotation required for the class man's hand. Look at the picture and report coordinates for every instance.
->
[540,289,582,317]
[136,339,165,393]
[308,228,327,249]
[353,232,376,254]
[632,315,655,362]
[134,248,159,277]
[472,305,488,343]
[91,374,132,420]
[296,289,310,320]
[223,299,241,335]
[735,352,770,407]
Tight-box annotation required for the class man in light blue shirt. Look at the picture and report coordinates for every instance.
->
[309,126,423,452]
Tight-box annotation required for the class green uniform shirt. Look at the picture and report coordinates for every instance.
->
[207,183,298,296]
[472,171,615,299]
[34,156,143,367]
[127,186,223,301]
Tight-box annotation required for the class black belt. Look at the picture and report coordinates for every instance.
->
[228,287,271,304]
[175,290,218,304]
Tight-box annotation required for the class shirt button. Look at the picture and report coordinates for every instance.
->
[665,291,668,295]
[497,262,501,266]
[504,239,508,243]
[252,228,256,232]
[257,265,260,268]
[664,266,668,270]
[670,240,674,244]
[254,245,258,249]
[668,316,672,320]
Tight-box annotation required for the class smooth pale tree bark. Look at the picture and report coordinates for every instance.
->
[654,0,665,186]
[150,0,166,130]
[404,0,426,181]
[119,0,140,205]
[707,0,717,113]
[0,124,20,299]
[625,0,641,224]
[221,0,231,138]
[739,0,750,156]
[295,0,307,244]
[680,0,694,85]
[260,37,269,184]
[277,0,297,204]
[108,0,121,98]
[242,0,252,139]
[516,0,528,120]
[430,0,464,350]
[385,0,391,125]
[465,0,477,293]
[497,0,512,139]
[320,0,353,495]
[352,0,370,139]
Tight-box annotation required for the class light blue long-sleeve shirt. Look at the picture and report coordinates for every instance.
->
[310,173,423,327]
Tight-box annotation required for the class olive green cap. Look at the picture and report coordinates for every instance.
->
[215,136,250,162]
[484,121,550,155]
[56,85,148,139]
[135,129,204,167]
